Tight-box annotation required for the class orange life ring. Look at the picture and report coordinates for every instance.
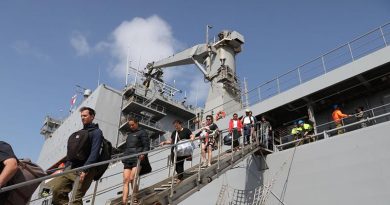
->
[215,111,226,121]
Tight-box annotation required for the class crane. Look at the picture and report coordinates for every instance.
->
[143,30,245,115]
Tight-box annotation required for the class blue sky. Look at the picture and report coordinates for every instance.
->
[0,1,389,162]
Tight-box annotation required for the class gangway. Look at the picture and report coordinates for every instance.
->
[107,142,272,205]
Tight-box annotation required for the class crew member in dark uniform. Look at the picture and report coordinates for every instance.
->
[122,117,150,205]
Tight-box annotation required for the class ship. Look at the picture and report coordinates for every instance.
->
[9,21,390,205]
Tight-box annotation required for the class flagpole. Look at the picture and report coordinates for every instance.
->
[97,65,101,87]
[69,94,77,113]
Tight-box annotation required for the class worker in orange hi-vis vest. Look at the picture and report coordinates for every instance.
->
[332,104,352,135]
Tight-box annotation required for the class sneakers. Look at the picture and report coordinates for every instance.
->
[207,163,211,167]
[201,161,208,168]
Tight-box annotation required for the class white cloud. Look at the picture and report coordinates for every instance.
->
[70,32,90,56]
[187,73,210,107]
[11,40,50,61]
[104,15,181,81]
[75,15,209,107]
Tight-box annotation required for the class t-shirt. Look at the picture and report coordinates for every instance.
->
[0,141,16,173]
[171,127,192,143]
[233,120,238,128]
[243,116,254,125]
[208,123,218,132]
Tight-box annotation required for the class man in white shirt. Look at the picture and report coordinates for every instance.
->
[241,109,254,145]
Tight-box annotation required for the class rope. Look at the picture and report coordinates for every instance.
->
[279,139,303,203]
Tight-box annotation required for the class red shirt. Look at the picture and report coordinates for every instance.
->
[229,119,243,133]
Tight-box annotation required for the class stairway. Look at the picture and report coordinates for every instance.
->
[107,144,272,205]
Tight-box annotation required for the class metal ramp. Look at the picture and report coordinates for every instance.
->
[107,145,271,205]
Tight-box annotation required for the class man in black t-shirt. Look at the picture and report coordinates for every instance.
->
[0,141,18,204]
[160,120,194,182]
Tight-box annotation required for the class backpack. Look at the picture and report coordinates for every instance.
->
[5,159,47,205]
[67,130,91,162]
[93,138,112,181]
[67,128,112,181]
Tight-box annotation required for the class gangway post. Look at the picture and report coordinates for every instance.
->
[197,138,202,188]
[69,174,80,205]
[170,132,179,201]
[167,156,172,177]
[231,134,234,163]
[91,180,99,205]
[217,131,221,172]
[241,135,245,157]
[130,158,141,205]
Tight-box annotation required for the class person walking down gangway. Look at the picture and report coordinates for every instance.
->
[160,120,194,183]
[195,115,219,168]
[0,141,18,204]
[122,117,150,205]
[50,107,103,205]
[241,109,254,145]
[228,113,242,151]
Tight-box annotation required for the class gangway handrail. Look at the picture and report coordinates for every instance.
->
[19,128,268,204]
[107,131,269,204]
[1,127,249,203]
[0,133,210,194]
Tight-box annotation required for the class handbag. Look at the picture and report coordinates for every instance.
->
[139,155,152,176]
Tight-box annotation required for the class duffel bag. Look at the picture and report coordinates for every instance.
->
[176,140,195,157]
[224,134,232,146]
[5,159,47,205]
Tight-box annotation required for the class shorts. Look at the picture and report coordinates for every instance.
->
[122,158,137,169]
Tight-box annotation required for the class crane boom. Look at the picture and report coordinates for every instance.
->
[143,30,245,115]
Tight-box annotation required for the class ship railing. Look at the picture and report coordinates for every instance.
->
[2,127,269,204]
[123,95,166,114]
[315,102,390,133]
[120,112,162,130]
[197,22,390,118]
[244,22,390,108]
[276,103,390,150]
